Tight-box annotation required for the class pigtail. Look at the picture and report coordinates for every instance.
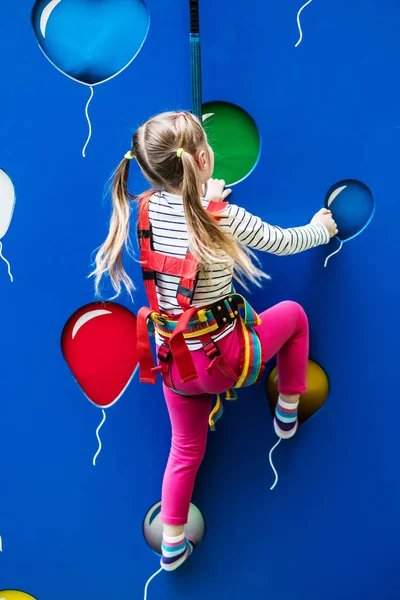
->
[90,158,135,298]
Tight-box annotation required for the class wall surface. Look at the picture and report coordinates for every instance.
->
[1,1,399,599]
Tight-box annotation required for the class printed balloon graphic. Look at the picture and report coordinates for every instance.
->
[0,168,16,282]
[61,302,138,464]
[323,179,374,266]
[31,0,150,156]
[0,592,37,600]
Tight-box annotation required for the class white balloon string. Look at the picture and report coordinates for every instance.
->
[144,567,163,600]
[0,535,2,551]
[324,240,343,267]
[0,241,13,282]
[295,0,313,47]
[269,438,282,490]
[93,409,106,466]
[82,86,94,157]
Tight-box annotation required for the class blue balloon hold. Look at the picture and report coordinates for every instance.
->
[323,179,374,267]
[31,0,150,86]
[31,0,150,156]
[324,179,374,242]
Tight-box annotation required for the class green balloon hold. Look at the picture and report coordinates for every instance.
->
[202,101,261,186]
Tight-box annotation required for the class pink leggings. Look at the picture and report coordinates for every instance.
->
[160,301,309,525]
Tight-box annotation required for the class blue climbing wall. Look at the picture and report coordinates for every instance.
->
[1,0,399,598]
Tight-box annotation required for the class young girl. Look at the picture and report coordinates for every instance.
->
[92,111,337,572]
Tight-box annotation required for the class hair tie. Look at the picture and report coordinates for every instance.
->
[124,151,135,160]
[177,148,184,158]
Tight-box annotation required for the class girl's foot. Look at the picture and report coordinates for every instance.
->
[274,397,299,439]
[161,532,193,571]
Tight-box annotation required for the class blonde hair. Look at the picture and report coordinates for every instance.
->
[91,111,268,298]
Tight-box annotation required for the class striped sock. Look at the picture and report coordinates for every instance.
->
[160,532,193,571]
[274,397,299,439]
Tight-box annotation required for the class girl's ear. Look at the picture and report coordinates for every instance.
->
[196,149,208,171]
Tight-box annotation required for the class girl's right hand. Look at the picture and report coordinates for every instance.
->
[311,208,338,238]
[205,178,232,202]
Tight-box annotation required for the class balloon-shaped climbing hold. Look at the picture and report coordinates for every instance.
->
[0,169,15,239]
[202,101,260,186]
[324,179,374,242]
[267,360,329,424]
[31,0,150,86]
[61,302,138,408]
[0,168,16,282]
[0,592,37,600]
[143,501,205,554]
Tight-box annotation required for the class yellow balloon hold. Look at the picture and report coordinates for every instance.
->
[0,592,37,600]
[266,359,329,424]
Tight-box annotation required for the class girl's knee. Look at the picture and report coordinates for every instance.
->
[170,438,207,469]
[280,300,308,329]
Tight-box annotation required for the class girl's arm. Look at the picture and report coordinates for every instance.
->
[220,204,331,255]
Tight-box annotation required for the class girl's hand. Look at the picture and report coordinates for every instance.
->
[311,208,338,238]
[204,178,232,202]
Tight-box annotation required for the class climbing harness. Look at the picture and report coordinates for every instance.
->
[136,191,265,429]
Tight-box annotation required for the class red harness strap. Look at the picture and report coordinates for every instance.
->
[136,191,228,384]
[137,190,161,312]
[136,306,159,384]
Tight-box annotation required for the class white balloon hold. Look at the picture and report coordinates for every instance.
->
[0,169,15,239]
[0,169,15,282]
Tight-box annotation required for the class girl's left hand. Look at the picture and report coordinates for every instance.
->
[204,178,232,202]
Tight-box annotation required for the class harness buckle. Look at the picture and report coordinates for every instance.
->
[210,297,238,328]
[202,339,221,360]
[157,342,171,363]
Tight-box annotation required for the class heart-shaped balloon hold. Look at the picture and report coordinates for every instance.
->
[31,0,150,86]
[61,302,138,408]
[0,592,37,600]
[324,179,374,242]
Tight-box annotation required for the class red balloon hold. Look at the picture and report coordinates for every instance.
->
[61,302,138,409]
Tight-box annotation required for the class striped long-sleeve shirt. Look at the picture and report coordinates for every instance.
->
[147,191,330,349]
